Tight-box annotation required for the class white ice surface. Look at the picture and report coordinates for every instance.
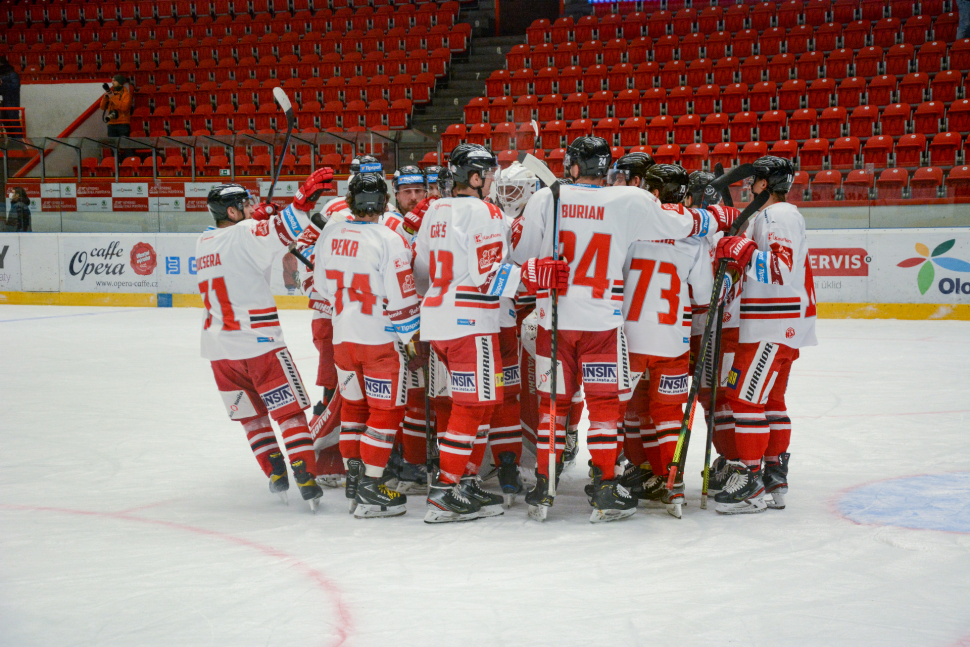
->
[1,305,969,647]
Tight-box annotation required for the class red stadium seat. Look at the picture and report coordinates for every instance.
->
[713,58,739,86]
[694,85,720,115]
[723,5,749,34]
[899,73,929,104]
[510,69,534,96]
[914,101,946,135]
[730,112,758,143]
[739,141,768,165]
[788,25,814,55]
[711,142,739,169]
[674,114,701,145]
[538,94,563,122]
[812,170,841,201]
[655,36,680,64]
[682,144,709,172]
[751,81,778,113]
[527,19,551,46]
[464,97,488,124]
[614,89,640,119]
[760,27,786,57]
[790,170,810,203]
[516,122,536,151]
[790,109,819,140]
[535,67,558,95]
[513,95,538,123]
[647,116,674,146]
[721,84,748,114]
[563,93,588,121]
[760,110,787,142]
[849,105,879,138]
[593,118,621,146]
[706,31,731,60]
[588,91,613,120]
[856,46,885,74]
[843,20,870,50]
[466,123,491,146]
[831,136,861,170]
[489,97,513,124]
[740,56,767,85]
[702,113,729,145]
[896,134,927,167]
[441,124,465,152]
[881,102,912,137]
[486,70,509,97]
[876,167,908,200]
[931,70,961,103]
[948,100,970,133]
[836,77,866,109]
[620,117,647,147]
[797,52,825,82]
[686,59,713,88]
[807,78,836,110]
[491,122,516,151]
[949,39,970,71]
[863,135,895,167]
[873,17,902,48]
[885,43,915,75]
[902,15,933,45]
[933,11,959,42]
[654,144,681,165]
[541,120,566,149]
[825,48,853,80]
[771,139,798,160]
[608,63,634,92]
[799,138,829,171]
[945,165,970,198]
[667,86,693,116]
[733,30,759,58]
[843,169,875,202]
[778,80,805,111]
[815,23,842,51]
[910,166,944,199]
[547,148,566,175]
[929,132,961,166]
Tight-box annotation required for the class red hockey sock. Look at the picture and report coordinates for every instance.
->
[279,413,316,472]
[622,403,647,466]
[640,415,660,473]
[536,409,567,478]
[360,408,406,477]
[241,415,279,477]
[586,395,620,478]
[650,402,683,477]
[401,389,428,465]
[438,405,492,484]
[730,399,769,467]
[432,397,452,437]
[568,396,585,431]
[764,400,791,458]
[466,423,490,475]
[338,398,368,462]
[488,398,523,463]
[713,399,738,459]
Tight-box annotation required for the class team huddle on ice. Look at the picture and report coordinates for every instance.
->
[195,135,817,524]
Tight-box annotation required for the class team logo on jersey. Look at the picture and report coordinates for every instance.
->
[503,364,520,387]
[582,362,617,384]
[726,368,740,389]
[261,384,296,411]
[477,242,503,273]
[364,376,393,400]
[257,336,275,342]
[785,327,795,338]
[254,220,270,236]
[658,373,689,396]
[397,269,417,297]
[451,371,477,393]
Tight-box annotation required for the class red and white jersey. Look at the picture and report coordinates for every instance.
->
[314,220,420,346]
[690,230,740,337]
[299,245,332,322]
[512,184,707,332]
[413,196,512,341]
[623,234,713,358]
[738,201,817,348]
[196,204,312,361]
[322,197,404,236]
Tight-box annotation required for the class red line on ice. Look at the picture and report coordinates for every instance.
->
[0,503,354,647]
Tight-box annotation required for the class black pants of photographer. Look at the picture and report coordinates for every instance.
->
[107,123,130,137]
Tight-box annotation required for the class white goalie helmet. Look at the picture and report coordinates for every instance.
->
[490,161,540,218]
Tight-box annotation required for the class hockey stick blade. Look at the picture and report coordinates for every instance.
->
[273,86,295,127]
[709,163,755,200]
[521,153,558,189]
[713,162,734,208]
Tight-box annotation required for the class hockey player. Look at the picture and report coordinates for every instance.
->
[512,137,731,523]
[424,165,443,199]
[197,171,333,511]
[314,173,420,518]
[713,156,817,514]
[413,143,512,523]
[606,151,655,188]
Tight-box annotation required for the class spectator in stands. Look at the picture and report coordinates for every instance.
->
[960,0,970,39]
[100,75,133,138]
[0,57,22,139]
[6,188,31,232]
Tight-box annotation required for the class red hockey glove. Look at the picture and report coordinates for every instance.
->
[710,205,741,233]
[521,257,570,293]
[252,202,282,221]
[715,235,758,277]
[293,167,335,213]
[510,216,524,249]
[402,197,435,235]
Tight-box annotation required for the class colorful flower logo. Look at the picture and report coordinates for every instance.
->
[897,240,970,295]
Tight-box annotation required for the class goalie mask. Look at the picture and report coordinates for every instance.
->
[490,161,539,218]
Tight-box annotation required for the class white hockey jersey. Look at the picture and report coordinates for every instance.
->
[690,230,740,338]
[314,220,420,346]
[196,204,312,361]
[512,184,711,332]
[738,201,817,348]
[413,196,512,341]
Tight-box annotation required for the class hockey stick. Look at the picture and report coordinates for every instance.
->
[665,188,770,492]
[714,162,734,209]
[531,119,540,156]
[521,153,562,504]
[422,364,437,488]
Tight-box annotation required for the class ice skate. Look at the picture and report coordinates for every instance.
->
[291,459,323,513]
[345,458,362,514]
[424,477,482,523]
[763,453,790,510]
[638,473,666,507]
[354,475,407,518]
[394,460,428,495]
[714,462,767,515]
[496,451,525,507]
[588,466,637,523]
[562,428,579,467]
[381,445,403,490]
[525,473,554,521]
[268,451,289,504]
[619,462,653,501]
[704,455,737,495]
[458,476,505,517]
[662,476,685,519]
[316,474,344,489]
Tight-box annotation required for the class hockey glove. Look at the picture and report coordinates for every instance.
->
[293,167,335,213]
[406,340,431,371]
[710,205,741,233]
[252,202,282,221]
[402,197,435,235]
[715,235,758,286]
[521,257,570,293]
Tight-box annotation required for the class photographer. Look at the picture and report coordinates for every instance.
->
[0,56,22,138]
[100,75,133,138]
[6,187,31,232]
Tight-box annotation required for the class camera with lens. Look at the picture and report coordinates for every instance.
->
[102,82,111,93]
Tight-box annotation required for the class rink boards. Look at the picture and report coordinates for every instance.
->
[1,227,969,319]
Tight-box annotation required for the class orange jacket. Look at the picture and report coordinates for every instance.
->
[100,87,133,125]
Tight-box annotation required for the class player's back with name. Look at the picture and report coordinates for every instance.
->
[196,220,290,361]
[413,196,509,341]
[314,220,419,346]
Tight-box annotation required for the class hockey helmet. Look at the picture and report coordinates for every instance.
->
[207,183,253,223]
[346,173,388,216]
[436,166,454,197]
[392,165,428,192]
[607,152,655,186]
[423,165,442,184]
[491,161,540,217]
[564,136,612,180]
[687,171,721,207]
[752,156,795,193]
[349,155,382,179]
[642,164,690,203]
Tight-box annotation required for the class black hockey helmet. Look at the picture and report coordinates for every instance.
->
[448,143,498,196]
[350,155,382,176]
[642,164,690,203]
[392,165,427,192]
[564,135,612,179]
[207,183,252,223]
[436,166,454,197]
[346,173,388,216]
[752,155,795,193]
[423,164,442,184]
[607,152,655,186]
[687,171,721,207]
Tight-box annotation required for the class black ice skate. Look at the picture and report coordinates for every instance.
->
[344,458,362,514]
[268,452,289,504]
[562,428,579,467]
[354,475,407,519]
[496,451,525,507]
[459,476,505,517]
[526,473,555,521]
[661,474,685,519]
[291,459,323,513]
[382,445,404,490]
[704,455,737,495]
[763,453,790,510]
[588,466,637,523]
[638,473,667,507]
[394,460,428,495]
[619,462,653,501]
[714,462,767,515]
[424,477,482,524]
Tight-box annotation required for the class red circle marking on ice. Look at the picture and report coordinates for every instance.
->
[0,503,353,647]
[129,242,157,276]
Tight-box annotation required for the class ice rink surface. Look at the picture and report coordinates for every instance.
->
[1,305,969,647]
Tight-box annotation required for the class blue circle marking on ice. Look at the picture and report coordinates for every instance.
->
[838,472,970,534]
